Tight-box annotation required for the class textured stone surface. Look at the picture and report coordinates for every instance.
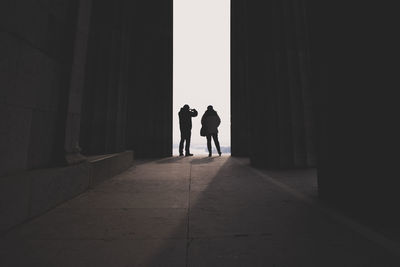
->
[0,162,90,234]
[0,239,187,267]
[125,1,173,158]
[0,173,31,233]
[0,104,33,176]
[29,163,90,216]
[231,0,317,168]
[1,157,399,266]
[88,151,133,187]
[26,110,58,169]
[0,0,77,175]
[0,151,134,234]
[0,32,19,102]
[307,2,400,227]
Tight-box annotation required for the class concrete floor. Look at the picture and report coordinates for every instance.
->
[1,156,399,266]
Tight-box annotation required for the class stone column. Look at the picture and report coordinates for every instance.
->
[231,0,250,157]
[126,0,173,158]
[78,0,132,156]
[238,0,317,169]
[64,0,92,164]
[104,0,130,154]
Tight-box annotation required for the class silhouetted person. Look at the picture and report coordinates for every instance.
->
[179,104,198,156]
[201,105,221,157]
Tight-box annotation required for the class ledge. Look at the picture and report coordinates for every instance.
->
[0,151,133,234]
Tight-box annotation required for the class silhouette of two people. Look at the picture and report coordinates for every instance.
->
[201,105,222,157]
[178,104,198,156]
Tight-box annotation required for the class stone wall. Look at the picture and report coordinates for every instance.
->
[231,0,317,168]
[0,0,172,233]
[126,1,173,158]
[0,0,79,176]
[80,0,131,155]
[308,2,400,224]
[79,0,173,158]
[1,0,174,172]
[231,0,400,225]
[0,151,133,234]
[231,0,250,157]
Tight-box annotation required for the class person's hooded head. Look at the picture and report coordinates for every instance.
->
[205,105,217,116]
[181,104,190,112]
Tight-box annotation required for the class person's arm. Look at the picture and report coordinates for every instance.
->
[191,109,198,117]
[217,115,221,127]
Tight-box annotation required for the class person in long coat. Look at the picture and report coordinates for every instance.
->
[201,105,222,157]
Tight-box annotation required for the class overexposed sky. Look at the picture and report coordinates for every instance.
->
[173,0,230,153]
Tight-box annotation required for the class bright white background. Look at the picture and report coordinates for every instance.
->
[173,0,231,155]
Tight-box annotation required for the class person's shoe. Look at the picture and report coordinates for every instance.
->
[208,153,212,157]
[218,151,222,156]
[179,153,184,156]
[185,153,193,156]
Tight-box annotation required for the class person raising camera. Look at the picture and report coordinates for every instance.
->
[178,104,198,156]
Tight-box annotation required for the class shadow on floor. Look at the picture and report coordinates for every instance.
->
[147,157,400,267]
[190,157,217,165]
[154,156,221,165]
[155,157,187,164]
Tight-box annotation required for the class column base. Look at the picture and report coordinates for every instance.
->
[65,152,87,165]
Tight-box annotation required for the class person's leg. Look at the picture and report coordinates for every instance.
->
[185,131,192,155]
[206,135,212,156]
[179,131,185,156]
[213,133,221,156]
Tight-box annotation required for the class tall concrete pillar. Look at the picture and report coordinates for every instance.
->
[126,0,173,158]
[79,0,131,156]
[231,0,250,157]
[308,2,400,224]
[64,0,92,164]
[232,0,317,169]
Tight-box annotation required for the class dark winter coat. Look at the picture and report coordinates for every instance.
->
[179,108,198,132]
[201,110,221,134]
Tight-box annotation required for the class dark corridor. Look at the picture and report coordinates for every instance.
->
[1,0,400,266]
